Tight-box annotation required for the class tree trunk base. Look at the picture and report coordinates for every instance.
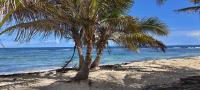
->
[73,63,89,81]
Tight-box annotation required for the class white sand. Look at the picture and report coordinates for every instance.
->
[1,56,200,90]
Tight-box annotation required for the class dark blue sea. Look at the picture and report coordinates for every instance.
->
[0,45,200,75]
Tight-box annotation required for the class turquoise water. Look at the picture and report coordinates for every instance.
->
[0,45,200,75]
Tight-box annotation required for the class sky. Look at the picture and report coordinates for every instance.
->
[1,0,200,47]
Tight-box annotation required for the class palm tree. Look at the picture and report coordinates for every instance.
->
[90,17,168,70]
[1,0,85,68]
[0,0,169,80]
[157,0,200,13]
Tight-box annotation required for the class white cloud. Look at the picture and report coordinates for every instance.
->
[187,31,200,38]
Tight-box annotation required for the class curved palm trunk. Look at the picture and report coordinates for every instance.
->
[91,37,107,69]
[74,39,93,80]
[90,45,104,70]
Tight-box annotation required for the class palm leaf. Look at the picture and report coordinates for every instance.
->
[139,17,169,36]
[176,6,200,12]
[0,19,68,42]
[101,16,139,33]
[156,0,200,13]
[107,17,168,52]
[115,33,166,52]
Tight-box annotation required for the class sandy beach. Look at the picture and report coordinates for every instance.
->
[1,0,200,90]
[1,56,200,90]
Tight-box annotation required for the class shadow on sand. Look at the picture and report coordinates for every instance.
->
[30,64,200,90]
[1,63,200,90]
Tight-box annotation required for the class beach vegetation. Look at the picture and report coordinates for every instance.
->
[0,0,168,81]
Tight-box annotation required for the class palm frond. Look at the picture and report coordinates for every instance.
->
[0,0,85,44]
[115,33,166,52]
[156,0,200,13]
[101,16,139,33]
[176,6,200,13]
[0,19,69,42]
[139,17,169,36]
[156,0,200,5]
[98,0,133,19]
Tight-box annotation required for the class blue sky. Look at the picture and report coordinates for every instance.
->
[1,0,200,47]
[131,0,200,45]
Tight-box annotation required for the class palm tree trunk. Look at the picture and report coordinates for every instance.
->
[90,46,104,70]
[91,39,106,70]
[71,28,84,69]
[77,46,84,68]
[74,39,93,80]
[73,61,90,81]
[85,39,93,65]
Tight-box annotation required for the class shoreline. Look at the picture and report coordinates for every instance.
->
[1,55,200,76]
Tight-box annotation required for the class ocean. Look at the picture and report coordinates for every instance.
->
[0,45,200,75]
